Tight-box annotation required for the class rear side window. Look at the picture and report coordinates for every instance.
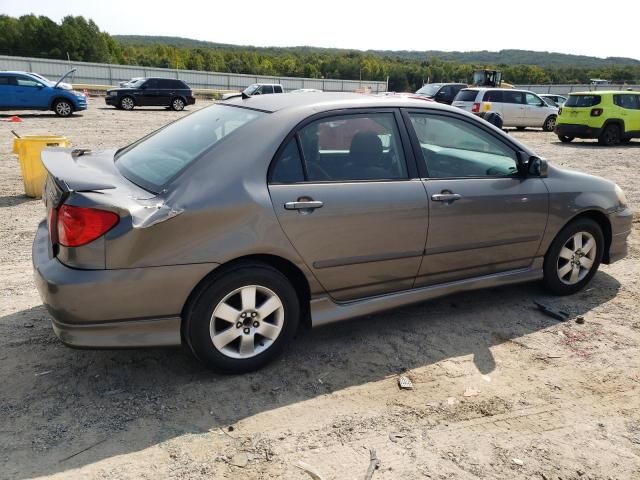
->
[613,94,640,110]
[565,95,601,107]
[144,79,159,88]
[271,138,305,183]
[274,85,283,93]
[157,79,174,88]
[483,90,504,102]
[503,91,525,104]
[116,104,266,192]
[454,89,479,102]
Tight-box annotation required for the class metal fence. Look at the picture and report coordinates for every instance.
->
[516,84,640,95]
[0,55,387,93]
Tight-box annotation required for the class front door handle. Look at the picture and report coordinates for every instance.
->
[431,193,462,202]
[284,200,324,210]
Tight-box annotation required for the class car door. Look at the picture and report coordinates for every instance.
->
[501,90,526,126]
[137,79,158,106]
[614,94,640,133]
[157,79,175,105]
[13,75,49,108]
[268,109,429,301]
[524,92,552,127]
[404,110,549,286]
[0,75,15,107]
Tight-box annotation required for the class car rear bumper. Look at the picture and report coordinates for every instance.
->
[32,221,218,348]
[186,96,196,105]
[607,207,633,263]
[555,123,602,139]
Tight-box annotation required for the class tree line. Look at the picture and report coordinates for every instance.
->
[1,14,639,91]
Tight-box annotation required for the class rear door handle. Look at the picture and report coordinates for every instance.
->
[284,200,324,210]
[431,193,462,202]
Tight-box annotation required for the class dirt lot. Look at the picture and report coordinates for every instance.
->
[1,102,639,480]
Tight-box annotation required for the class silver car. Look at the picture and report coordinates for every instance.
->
[33,93,632,372]
[452,88,559,131]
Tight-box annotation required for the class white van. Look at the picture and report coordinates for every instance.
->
[452,88,559,131]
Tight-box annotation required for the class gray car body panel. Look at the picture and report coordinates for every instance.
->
[33,93,632,348]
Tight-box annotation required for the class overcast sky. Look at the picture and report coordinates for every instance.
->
[2,0,639,60]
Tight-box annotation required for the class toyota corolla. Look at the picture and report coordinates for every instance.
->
[33,93,632,372]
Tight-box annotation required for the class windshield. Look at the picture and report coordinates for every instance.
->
[116,104,267,192]
[30,73,54,86]
[126,78,146,88]
[415,84,442,97]
[565,95,601,107]
[243,84,260,95]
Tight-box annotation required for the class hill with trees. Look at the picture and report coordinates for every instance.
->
[1,15,639,91]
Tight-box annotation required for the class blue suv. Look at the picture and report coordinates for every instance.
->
[0,69,87,117]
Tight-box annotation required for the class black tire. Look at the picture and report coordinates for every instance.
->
[515,126,526,131]
[184,262,300,373]
[484,112,503,129]
[598,124,621,146]
[53,99,73,117]
[558,135,574,143]
[542,115,557,132]
[543,218,604,296]
[120,96,135,111]
[171,97,185,111]
[620,138,631,144]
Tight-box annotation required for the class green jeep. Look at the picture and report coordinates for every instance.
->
[555,91,640,145]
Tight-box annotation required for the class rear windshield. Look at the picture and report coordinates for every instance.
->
[116,104,266,192]
[565,95,601,107]
[454,89,479,102]
[415,84,442,97]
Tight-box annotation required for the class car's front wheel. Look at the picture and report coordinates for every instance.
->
[598,124,621,146]
[185,263,300,373]
[120,96,135,111]
[542,115,557,132]
[558,135,574,143]
[543,218,604,295]
[53,99,73,117]
[171,97,185,111]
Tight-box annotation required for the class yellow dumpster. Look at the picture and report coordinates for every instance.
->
[12,135,70,198]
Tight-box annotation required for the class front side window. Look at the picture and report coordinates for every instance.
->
[297,113,408,182]
[408,113,517,178]
[261,85,274,94]
[16,77,42,88]
[116,104,266,192]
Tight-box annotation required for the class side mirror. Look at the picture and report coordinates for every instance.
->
[529,156,548,177]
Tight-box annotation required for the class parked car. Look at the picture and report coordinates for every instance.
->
[291,88,322,93]
[0,69,87,117]
[540,94,568,108]
[452,88,559,131]
[555,91,640,145]
[222,83,285,100]
[415,83,467,104]
[105,78,196,111]
[34,93,631,372]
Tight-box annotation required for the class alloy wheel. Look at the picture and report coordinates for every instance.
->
[209,285,284,359]
[121,97,134,110]
[544,116,556,132]
[556,231,597,285]
[172,98,185,111]
[55,101,72,116]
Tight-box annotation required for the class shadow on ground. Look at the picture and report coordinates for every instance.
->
[0,195,38,208]
[0,271,621,478]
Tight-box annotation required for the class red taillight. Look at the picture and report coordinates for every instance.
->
[57,205,119,247]
[591,108,603,117]
[472,102,481,113]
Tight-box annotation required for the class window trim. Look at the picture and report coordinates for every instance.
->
[400,109,523,180]
[267,107,420,185]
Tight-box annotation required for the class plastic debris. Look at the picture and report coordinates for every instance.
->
[463,387,480,397]
[295,461,325,480]
[8,116,23,123]
[576,316,585,324]
[512,458,524,466]
[398,375,413,390]
[534,301,569,321]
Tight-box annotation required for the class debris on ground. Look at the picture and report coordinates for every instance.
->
[576,316,586,324]
[398,375,413,390]
[463,387,480,397]
[295,460,325,480]
[512,458,524,466]
[229,452,248,468]
[388,432,404,443]
[364,448,380,480]
[534,301,570,321]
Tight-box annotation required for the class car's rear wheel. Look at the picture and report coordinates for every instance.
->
[185,263,300,373]
[542,115,557,132]
[53,99,73,117]
[598,124,621,146]
[558,135,574,143]
[543,218,604,295]
[620,138,631,144]
[120,96,135,111]
[171,97,185,111]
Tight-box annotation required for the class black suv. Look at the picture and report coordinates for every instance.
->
[414,83,467,104]
[106,78,196,111]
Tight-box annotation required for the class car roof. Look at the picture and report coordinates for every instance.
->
[568,90,639,95]
[220,91,459,113]
[0,71,34,75]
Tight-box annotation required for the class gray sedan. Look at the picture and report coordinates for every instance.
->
[33,93,632,372]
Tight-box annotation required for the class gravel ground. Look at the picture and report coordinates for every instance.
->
[1,102,639,480]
